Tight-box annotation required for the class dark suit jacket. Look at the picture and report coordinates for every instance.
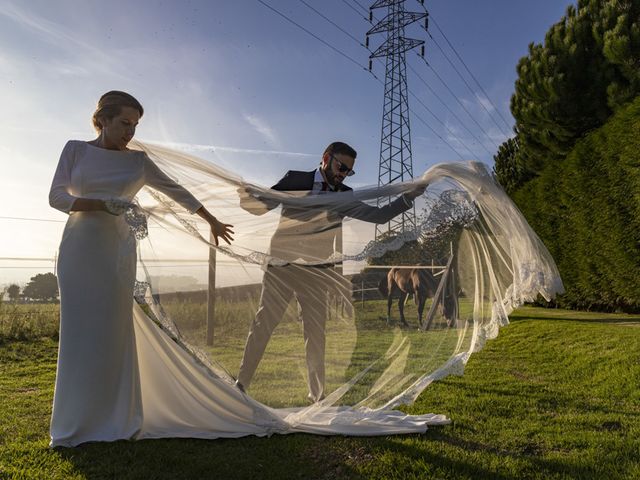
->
[240,170,412,263]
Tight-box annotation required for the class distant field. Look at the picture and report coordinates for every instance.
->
[0,302,59,341]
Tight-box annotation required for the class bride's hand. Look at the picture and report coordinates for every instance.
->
[195,206,234,245]
[209,217,234,246]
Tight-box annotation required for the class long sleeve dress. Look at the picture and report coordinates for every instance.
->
[48,141,271,447]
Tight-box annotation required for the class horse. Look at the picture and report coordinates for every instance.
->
[378,267,458,328]
[378,268,438,328]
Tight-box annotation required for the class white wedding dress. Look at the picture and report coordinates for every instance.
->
[48,141,448,448]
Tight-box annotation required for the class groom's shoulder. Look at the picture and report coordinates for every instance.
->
[283,170,315,180]
[272,170,315,190]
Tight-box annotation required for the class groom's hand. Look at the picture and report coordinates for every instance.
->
[404,184,427,200]
[237,185,262,199]
[237,185,274,216]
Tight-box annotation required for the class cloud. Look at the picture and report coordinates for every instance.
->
[243,113,280,147]
[0,2,97,54]
[0,2,127,80]
[476,94,495,113]
[144,139,315,158]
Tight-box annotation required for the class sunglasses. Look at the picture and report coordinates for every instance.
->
[330,154,355,176]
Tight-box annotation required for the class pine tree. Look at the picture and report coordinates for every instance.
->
[510,0,640,173]
[493,135,532,194]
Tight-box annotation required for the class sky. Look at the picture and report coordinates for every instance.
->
[0,0,574,286]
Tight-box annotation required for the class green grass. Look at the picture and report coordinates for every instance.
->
[0,303,59,341]
[161,296,474,408]
[1,306,639,479]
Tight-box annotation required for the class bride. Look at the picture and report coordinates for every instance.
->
[49,91,238,447]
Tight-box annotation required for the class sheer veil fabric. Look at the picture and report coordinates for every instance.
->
[114,140,564,439]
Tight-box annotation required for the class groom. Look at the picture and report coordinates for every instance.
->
[236,141,424,402]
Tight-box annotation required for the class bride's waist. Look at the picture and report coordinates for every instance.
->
[65,211,129,234]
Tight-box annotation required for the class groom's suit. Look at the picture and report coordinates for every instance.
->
[237,169,414,401]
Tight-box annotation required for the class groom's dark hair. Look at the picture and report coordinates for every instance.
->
[323,141,357,159]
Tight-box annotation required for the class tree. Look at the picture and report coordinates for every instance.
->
[6,284,20,302]
[419,190,478,261]
[22,273,59,302]
[512,96,640,311]
[367,190,479,267]
[510,0,640,174]
[493,135,534,194]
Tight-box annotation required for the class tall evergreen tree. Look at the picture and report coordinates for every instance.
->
[510,0,640,174]
[492,135,533,194]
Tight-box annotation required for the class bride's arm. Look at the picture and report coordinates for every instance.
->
[69,198,108,212]
[143,155,234,245]
[49,141,109,214]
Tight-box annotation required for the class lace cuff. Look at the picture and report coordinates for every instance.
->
[104,198,132,216]
[105,198,149,240]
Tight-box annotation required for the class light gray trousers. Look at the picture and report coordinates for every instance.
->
[237,265,330,401]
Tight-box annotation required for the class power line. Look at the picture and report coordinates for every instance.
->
[299,0,366,48]
[349,0,369,14]
[340,0,369,23]
[256,0,375,76]
[421,26,511,139]
[342,0,510,148]
[413,5,512,138]
[0,265,206,269]
[0,266,55,269]
[405,102,466,162]
[295,0,474,160]
[429,15,513,133]
[407,90,479,161]
[0,257,56,261]
[300,0,476,161]
[0,216,64,223]
[0,257,210,262]
[340,0,495,157]
[368,63,467,161]
[354,1,510,144]
[407,63,494,156]
[0,261,245,268]
[418,55,501,150]
[0,215,208,230]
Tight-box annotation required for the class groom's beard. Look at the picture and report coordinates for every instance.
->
[325,169,343,188]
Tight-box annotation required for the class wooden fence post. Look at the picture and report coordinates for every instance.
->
[206,237,216,346]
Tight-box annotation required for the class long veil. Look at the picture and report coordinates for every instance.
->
[127,140,563,434]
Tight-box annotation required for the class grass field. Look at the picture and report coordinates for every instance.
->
[159,295,474,408]
[1,303,639,479]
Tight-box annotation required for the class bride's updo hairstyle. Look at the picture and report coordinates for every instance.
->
[92,90,144,131]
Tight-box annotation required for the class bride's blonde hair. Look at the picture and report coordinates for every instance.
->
[92,91,144,131]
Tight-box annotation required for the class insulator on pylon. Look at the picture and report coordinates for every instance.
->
[420,45,425,57]
[366,36,369,48]
[425,17,429,30]
[369,10,373,22]
[368,59,372,71]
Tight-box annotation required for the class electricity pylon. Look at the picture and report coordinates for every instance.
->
[367,0,427,238]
